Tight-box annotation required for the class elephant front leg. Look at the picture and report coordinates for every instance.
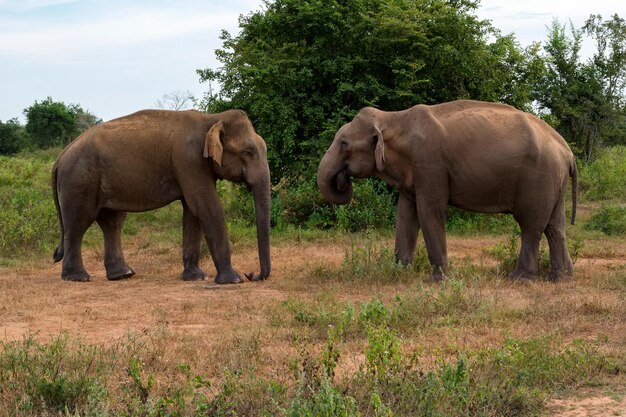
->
[201,210,242,284]
[416,199,448,281]
[394,193,419,265]
[181,201,208,281]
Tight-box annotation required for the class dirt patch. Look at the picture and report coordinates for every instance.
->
[548,389,626,417]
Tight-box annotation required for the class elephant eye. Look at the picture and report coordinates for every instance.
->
[340,141,348,152]
[243,148,254,158]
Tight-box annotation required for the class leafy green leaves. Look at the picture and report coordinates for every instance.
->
[198,0,535,180]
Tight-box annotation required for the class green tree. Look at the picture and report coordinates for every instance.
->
[198,0,539,180]
[535,16,626,160]
[0,118,28,155]
[23,97,100,149]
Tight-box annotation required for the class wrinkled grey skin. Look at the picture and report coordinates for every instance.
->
[317,100,577,282]
[52,109,271,284]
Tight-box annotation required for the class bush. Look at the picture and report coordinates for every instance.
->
[275,176,397,231]
[585,204,626,235]
[579,146,626,201]
[446,207,518,235]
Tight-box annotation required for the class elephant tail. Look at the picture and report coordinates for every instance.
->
[52,160,64,263]
[570,159,578,225]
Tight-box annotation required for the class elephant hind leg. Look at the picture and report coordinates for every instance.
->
[181,200,207,281]
[61,210,95,282]
[97,208,135,281]
[544,199,573,282]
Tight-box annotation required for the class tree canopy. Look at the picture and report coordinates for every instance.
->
[22,97,100,150]
[198,0,542,180]
[535,15,626,161]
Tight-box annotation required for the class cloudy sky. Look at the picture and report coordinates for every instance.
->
[1,0,624,122]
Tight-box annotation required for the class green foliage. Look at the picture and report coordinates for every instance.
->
[0,334,108,415]
[579,145,626,201]
[585,204,626,235]
[0,118,29,155]
[0,153,58,258]
[224,175,398,232]
[199,0,541,180]
[23,97,100,149]
[446,207,518,235]
[535,16,626,160]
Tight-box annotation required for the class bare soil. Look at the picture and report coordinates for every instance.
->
[1,233,625,414]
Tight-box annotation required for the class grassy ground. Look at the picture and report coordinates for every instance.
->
[0,148,625,416]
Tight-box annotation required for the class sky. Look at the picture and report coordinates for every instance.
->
[1,0,625,123]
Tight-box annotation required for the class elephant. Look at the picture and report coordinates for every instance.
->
[317,100,577,282]
[51,109,271,284]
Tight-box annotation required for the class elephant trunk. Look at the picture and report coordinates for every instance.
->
[317,148,353,205]
[246,178,271,281]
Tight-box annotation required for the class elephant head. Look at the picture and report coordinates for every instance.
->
[204,110,271,281]
[317,108,385,204]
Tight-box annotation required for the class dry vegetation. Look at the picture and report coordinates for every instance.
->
[1,221,625,415]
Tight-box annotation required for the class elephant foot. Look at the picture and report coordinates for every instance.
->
[106,266,135,281]
[61,270,91,282]
[215,269,243,285]
[181,267,208,281]
[548,269,573,283]
[508,270,536,283]
[430,266,446,282]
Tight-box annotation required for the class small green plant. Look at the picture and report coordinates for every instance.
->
[127,355,154,404]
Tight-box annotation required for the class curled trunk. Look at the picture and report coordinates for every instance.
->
[317,149,353,205]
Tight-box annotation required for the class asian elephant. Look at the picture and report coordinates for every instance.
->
[317,100,577,282]
[52,109,271,284]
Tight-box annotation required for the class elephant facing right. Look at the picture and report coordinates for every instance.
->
[317,100,577,282]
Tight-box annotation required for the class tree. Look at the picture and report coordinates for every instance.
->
[0,118,28,155]
[198,0,538,180]
[155,90,194,110]
[534,16,626,160]
[23,97,100,149]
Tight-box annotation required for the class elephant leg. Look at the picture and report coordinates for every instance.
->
[544,198,573,282]
[511,227,542,280]
[96,209,135,281]
[180,179,242,285]
[394,193,419,265]
[181,200,208,281]
[415,198,448,281]
[61,206,96,282]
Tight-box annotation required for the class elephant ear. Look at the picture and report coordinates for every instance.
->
[374,125,385,171]
[203,121,224,166]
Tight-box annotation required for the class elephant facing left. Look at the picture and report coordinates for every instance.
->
[51,109,271,284]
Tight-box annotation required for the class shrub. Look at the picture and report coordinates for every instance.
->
[585,204,626,235]
[579,146,626,201]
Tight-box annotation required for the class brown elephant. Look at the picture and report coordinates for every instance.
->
[52,109,270,284]
[317,100,577,282]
